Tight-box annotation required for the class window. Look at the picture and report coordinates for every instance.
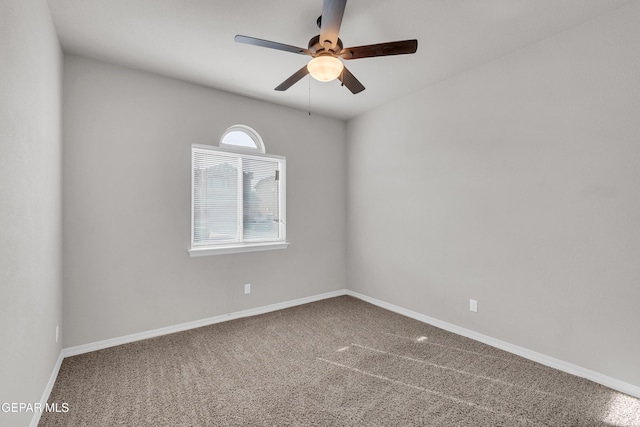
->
[189,126,288,256]
[220,125,265,153]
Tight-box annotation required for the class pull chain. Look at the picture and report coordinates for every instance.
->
[308,75,311,116]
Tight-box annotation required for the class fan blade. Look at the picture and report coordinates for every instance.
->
[235,35,311,55]
[339,39,418,60]
[275,65,310,91]
[319,0,346,51]
[337,66,365,94]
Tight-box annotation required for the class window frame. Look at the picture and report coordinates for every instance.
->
[188,144,288,257]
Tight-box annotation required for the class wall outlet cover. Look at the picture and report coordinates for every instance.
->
[470,299,478,312]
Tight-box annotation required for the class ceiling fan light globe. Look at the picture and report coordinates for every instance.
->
[307,56,343,82]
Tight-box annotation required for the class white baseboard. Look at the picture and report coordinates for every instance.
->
[346,290,640,399]
[30,350,65,427]
[63,289,347,358]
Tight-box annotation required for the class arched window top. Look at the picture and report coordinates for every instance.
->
[220,125,265,154]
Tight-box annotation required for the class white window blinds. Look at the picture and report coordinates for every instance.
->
[191,145,285,249]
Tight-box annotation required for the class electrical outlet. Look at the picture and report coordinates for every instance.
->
[244,284,251,294]
[470,299,478,313]
[56,325,59,343]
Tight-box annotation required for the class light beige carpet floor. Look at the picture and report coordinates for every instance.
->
[40,296,640,426]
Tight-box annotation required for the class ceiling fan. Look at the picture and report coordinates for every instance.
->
[235,0,418,94]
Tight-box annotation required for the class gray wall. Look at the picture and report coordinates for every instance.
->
[347,2,640,388]
[62,55,347,347]
[0,1,63,426]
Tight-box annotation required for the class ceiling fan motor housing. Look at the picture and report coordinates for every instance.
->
[308,34,343,56]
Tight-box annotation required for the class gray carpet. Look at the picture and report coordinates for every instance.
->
[40,296,640,426]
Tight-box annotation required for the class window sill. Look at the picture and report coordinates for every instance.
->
[188,241,290,257]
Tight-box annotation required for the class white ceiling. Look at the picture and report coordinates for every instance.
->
[47,0,634,120]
